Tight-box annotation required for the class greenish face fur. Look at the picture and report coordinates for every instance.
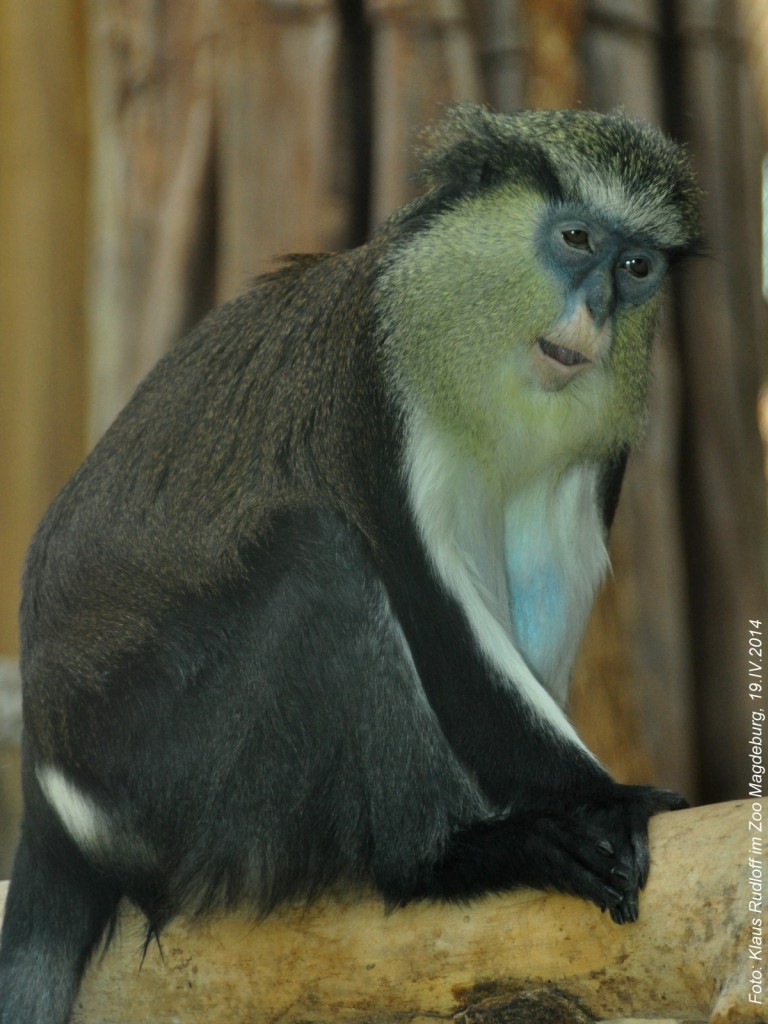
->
[378,184,663,487]
[376,108,702,491]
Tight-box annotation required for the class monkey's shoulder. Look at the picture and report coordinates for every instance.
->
[21,502,390,700]
[29,245,389,552]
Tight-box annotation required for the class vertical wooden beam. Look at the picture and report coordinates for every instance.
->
[469,0,526,111]
[520,0,585,109]
[215,0,346,300]
[86,0,217,440]
[672,0,768,800]
[571,0,698,797]
[0,0,88,877]
[739,0,768,136]
[585,0,664,119]
[0,0,88,654]
[366,0,485,224]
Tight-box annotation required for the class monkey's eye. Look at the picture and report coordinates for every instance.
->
[562,228,592,252]
[621,256,651,278]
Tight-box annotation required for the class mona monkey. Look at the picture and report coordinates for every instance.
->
[0,106,701,1023]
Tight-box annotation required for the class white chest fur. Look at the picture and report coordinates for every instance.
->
[404,408,608,752]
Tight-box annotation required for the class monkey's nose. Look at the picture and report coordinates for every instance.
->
[584,272,615,328]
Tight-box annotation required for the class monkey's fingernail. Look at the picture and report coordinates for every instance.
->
[597,839,614,856]
[610,867,630,882]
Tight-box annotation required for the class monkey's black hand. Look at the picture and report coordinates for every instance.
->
[393,786,687,923]
[571,784,689,924]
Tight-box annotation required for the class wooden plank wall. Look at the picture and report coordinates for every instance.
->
[0,0,766,879]
[672,0,768,799]
[0,0,88,873]
[570,0,698,794]
[0,0,87,656]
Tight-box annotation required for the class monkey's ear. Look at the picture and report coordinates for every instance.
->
[454,157,507,194]
[419,153,500,195]
[414,104,502,192]
[477,159,504,189]
[413,103,562,206]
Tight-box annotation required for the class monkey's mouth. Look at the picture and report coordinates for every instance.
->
[534,336,593,392]
[537,338,591,368]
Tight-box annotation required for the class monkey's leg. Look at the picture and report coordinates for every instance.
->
[0,783,120,1024]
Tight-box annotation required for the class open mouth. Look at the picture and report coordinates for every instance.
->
[537,338,591,368]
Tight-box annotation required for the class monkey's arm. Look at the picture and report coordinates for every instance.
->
[337,495,683,923]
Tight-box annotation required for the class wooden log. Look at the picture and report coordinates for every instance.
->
[0,801,756,1022]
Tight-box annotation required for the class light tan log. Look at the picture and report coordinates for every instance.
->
[0,800,761,1022]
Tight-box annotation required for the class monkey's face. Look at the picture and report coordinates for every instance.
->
[378,184,670,485]
[533,205,667,392]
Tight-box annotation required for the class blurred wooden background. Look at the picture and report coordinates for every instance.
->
[0,0,766,877]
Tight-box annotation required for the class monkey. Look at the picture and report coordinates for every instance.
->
[0,105,701,1024]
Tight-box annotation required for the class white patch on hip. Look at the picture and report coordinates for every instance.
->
[37,765,109,858]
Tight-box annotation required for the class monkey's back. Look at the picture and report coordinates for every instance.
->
[19,246,392,764]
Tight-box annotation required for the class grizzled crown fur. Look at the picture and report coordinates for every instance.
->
[393,104,702,257]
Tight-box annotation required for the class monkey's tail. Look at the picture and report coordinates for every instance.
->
[0,821,120,1024]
